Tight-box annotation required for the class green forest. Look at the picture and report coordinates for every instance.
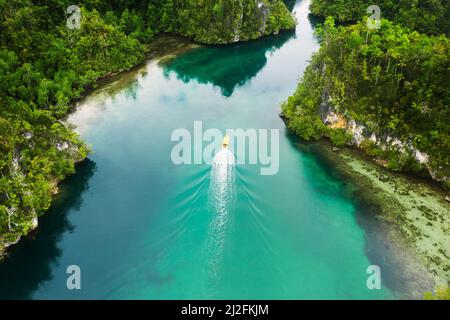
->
[282,2,449,188]
[309,0,450,35]
[0,0,295,255]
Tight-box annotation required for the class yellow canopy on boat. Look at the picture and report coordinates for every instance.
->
[222,135,229,148]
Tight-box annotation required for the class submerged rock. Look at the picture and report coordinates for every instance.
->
[309,142,450,296]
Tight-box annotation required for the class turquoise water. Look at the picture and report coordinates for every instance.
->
[0,1,395,299]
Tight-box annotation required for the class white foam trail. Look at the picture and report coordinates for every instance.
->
[210,148,235,194]
[204,148,236,295]
[210,148,235,218]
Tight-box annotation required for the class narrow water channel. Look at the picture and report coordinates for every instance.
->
[0,1,400,299]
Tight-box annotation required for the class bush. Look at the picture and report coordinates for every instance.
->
[327,128,352,146]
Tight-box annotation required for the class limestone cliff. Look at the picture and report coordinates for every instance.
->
[150,0,296,44]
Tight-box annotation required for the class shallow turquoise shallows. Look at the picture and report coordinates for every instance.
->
[0,1,396,299]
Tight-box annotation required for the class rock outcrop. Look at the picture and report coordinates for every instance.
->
[153,0,296,44]
[320,99,449,186]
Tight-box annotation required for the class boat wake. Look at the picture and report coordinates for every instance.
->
[204,147,236,295]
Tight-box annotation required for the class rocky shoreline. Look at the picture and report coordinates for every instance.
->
[318,100,449,189]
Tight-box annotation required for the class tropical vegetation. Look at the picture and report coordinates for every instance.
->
[0,0,295,255]
[309,0,450,35]
[282,5,449,188]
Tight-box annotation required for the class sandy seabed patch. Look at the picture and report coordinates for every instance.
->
[300,141,449,298]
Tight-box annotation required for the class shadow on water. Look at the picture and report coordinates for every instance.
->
[307,13,323,29]
[284,131,433,298]
[0,159,96,300]
[161,30,296,97]
[283,0,298,12]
